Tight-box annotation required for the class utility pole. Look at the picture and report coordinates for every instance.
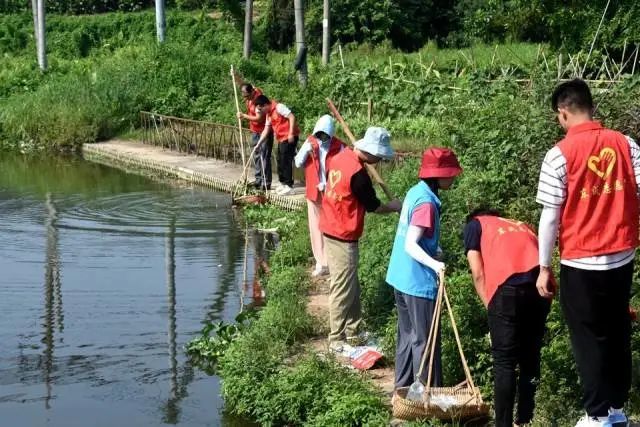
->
[36,0,47,71]
[293,0,307,87]
[156,0,166,43]
[31,0,38,45]
[322,0,329,65]
[243,0,253,59]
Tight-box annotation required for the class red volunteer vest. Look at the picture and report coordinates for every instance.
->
[476,216,540,303]
[319,148,366,241]
[556,121,639,258]
[304,135,345,202]
[246,88,265,133]
[268,101,300,143]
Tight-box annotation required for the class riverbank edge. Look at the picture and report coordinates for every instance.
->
[82,141,306,212]
[215,207,394,426]
[82,140,393,425]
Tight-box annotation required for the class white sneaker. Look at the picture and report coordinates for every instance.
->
[575,414,609,427]
[277,185,293,195]
[311,264,329,277]
[605,408,629,427]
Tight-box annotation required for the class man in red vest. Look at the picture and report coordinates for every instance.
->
[253,95,300,195]
[536,79,640,427]
[319,127,402,351]
[236,83,273,191]
[464,209,552,427]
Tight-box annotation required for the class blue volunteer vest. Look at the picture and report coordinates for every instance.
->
[385,181,441,299]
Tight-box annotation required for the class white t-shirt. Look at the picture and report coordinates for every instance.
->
[536,136,640,270]
[265,103,291,126]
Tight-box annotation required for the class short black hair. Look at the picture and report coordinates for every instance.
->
[466,207,501,223]
[254,94,270,106]
[551,78,593,113]
[240,83,253,93]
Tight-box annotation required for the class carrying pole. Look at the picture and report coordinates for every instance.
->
[326,98,395,200]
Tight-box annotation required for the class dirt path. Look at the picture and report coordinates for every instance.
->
[305,270,396,403]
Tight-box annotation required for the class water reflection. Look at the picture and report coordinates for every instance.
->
[0,153,267,426]
[43,192,63,410]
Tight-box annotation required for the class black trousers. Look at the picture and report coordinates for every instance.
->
[394,289,442,389]
[487,282,550,427]
[560,261,633,417]
[252,131,273,187]
[277,136,298,187]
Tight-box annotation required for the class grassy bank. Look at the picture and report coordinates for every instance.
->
[0,11,566,152]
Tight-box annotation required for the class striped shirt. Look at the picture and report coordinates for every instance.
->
[536,136,640,270]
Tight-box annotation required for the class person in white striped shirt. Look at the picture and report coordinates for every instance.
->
[536,79,639,427]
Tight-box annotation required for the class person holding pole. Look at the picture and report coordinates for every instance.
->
[253,95,300,195]
[234,78,273,191]
[294,115,346,277]
[320,127,402,351]
[385,147,461,391]
[536,79,640,427]
[463,208,551,427]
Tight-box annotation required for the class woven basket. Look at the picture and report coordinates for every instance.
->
[392,272,490,422]
[393,385,489,421]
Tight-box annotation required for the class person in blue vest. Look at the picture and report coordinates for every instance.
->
[386,147,462,391]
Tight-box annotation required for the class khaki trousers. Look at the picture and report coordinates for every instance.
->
[324,236,361,343]
[307,199,326,267]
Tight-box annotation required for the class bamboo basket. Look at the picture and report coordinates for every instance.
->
[392,272,490,421]
[393,382,489,420]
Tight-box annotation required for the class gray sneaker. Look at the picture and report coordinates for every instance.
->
[346,331,371,346]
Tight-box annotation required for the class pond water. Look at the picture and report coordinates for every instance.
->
[0,154,266,426]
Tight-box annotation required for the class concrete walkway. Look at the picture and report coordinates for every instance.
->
[83,140,306,211]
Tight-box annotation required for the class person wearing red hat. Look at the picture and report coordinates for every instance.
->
[386,147,462,391]
[463,208,553,427]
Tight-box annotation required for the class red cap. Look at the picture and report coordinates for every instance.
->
[418,147,462,179]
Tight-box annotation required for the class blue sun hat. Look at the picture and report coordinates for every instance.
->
[354,127,394,160]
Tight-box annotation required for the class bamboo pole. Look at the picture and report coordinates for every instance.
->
[582,0,611,77]
[326,98,395,200]
[230,65,247,169]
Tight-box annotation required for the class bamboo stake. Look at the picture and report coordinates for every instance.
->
[230,65,247,172]
[582,0,611,77]
[633,45,639,75]
[541,51,549,73]
[338,42,345,69]
[326,98,395,200]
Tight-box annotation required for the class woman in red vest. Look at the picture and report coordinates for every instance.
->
[253,95,300,195]
[319,127,401,351]
[464,209,552,427]
[294,115,346,277]
[236,83,273,191]
[536,79,640,427]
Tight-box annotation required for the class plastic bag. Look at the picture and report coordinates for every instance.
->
[430,394,458,411]
[406,381,424,401]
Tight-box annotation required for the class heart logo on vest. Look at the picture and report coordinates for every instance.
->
[328,170,342,188]
[587,148,616,179]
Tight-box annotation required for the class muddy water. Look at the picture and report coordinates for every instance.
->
[0,154,266,426]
